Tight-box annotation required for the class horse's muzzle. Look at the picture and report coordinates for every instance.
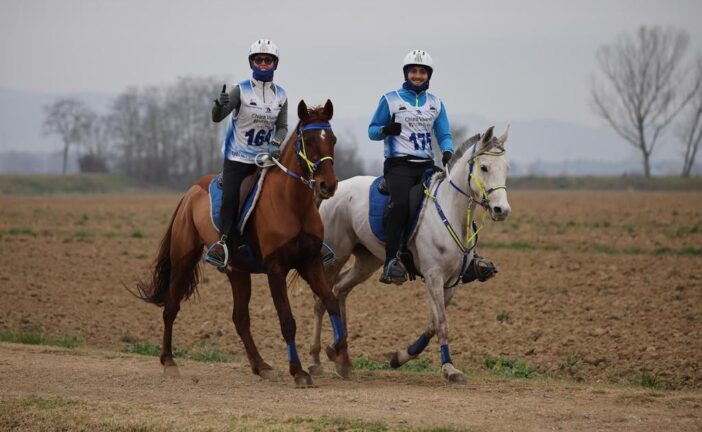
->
[316,179,338,200]
[490,204,511,221]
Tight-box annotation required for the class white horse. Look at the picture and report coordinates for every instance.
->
[309,126,511,383]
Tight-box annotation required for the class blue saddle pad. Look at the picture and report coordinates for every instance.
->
[368,175,429,243]
[209,173,260,233]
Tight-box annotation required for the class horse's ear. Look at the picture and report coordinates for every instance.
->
[479,126,495,151]
[298,100,309,122]
[498,124,510,146]
[323,99,334,120]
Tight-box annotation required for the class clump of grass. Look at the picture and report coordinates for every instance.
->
[482,241,536,250]
[73,230,95,239]
[631,370,668,389]
[130,230,145,238]
[559,352,583,372]
[673,224,701,237]
[123,341,161,357]
[2,227,37,237]
[496,312,510,322]
[290,416,389,432]
[592,245,618,254]
[484,355,539,378]
[0,331,84,348]
[75,214,89,226]
[190,347,231,363]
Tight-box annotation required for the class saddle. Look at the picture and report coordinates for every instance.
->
[369,166,443,280]
[209,169,266,273]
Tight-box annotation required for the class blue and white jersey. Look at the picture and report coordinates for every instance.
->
[221,79,287,162]
[382,90,441,159]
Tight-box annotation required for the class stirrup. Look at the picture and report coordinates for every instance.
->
[380,258,407,285]
[204,240,228,269]
[321,242,336,266]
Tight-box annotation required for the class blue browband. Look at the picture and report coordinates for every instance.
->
[300,122,332,132]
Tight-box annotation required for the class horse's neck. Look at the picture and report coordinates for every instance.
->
[430,158,476,242]
[269,130,314,206]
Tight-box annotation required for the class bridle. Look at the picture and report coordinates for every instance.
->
[265,122,334,189]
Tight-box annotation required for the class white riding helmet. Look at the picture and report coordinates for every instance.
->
[249,39,279,61]
[403,49,433,70]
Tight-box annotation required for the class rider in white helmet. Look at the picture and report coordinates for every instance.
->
[368,49,497,285]
[205,38,288,269]
[368,49,454,284]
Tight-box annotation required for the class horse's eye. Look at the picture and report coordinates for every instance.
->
[480,165,488,173]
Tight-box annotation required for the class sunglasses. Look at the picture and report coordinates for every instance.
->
[253,56,275,65]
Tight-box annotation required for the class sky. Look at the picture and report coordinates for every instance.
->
[1,0,701,130]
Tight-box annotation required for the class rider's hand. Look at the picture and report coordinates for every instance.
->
[269,141,281,159]
[381,114,401,136]
[442,151,453,167]
[215,84,229,107]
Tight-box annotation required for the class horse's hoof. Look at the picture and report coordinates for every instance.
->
[258,368,278,382]
[335,361,352,379]
[324,345,336,362]
[441,364,466,384]
[308,363,324,377]
[163,364,180,377]
[294,373,314,388]
[390,352,401,369]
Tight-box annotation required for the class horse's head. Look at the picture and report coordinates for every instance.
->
[471,126,511,220]
[450,126,511,221]
[296,99,338,199]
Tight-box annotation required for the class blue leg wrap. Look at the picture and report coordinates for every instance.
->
[329,314,344,346]
[440,344,452,365]
[287,343,300,364]
[407,334,430,356]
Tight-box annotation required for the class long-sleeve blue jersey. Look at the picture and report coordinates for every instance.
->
[368,87,453,159]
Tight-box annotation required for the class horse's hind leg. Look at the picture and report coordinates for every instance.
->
[267,268,313,387]
[323,246,381,363]
[160,250,201,376]
[228,270,274,380]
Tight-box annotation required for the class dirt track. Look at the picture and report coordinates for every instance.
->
[2,343,701,431]
[1,191,701,430]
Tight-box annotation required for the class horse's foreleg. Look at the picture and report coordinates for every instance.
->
[425,271,465,383]
[228,271,273,379]
[300,259,352,379]
[267,269,313,388]
[390,286,460,368]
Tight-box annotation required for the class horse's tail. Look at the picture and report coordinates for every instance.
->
[287,271,302,291]
[134,197,185,307]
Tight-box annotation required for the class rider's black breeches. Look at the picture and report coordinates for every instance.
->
[220,159,257,248]
[383,157,433,262]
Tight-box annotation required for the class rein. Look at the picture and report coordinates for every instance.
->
[424,141,507,287]
[269,122,334,189]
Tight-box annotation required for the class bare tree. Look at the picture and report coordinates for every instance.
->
[678,57,702,177]
[334,131,366,180]
[591,26,695,177]
[42,98,94,174]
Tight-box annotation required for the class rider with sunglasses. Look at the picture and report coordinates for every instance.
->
[205,39,288,268]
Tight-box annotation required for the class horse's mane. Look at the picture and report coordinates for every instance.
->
[446,134,481,172]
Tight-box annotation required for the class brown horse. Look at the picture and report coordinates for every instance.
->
[136,100,351,387]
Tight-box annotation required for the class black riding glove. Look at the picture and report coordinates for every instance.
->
[442,151,453,167]
[381,114,402,136]
[269,141,281,159]
[215,84,229,107]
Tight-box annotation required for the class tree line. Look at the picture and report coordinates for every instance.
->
[43,76,366,186]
